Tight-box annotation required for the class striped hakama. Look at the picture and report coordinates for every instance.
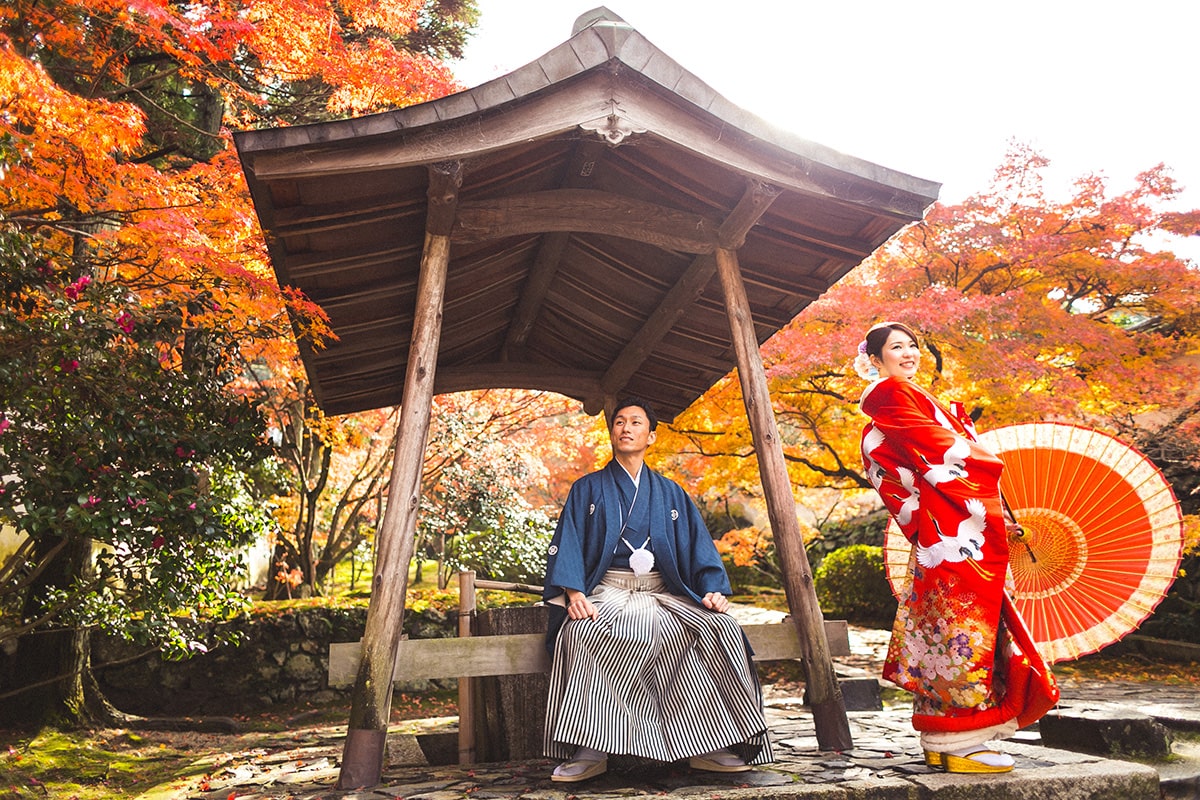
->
[543,569,772,764]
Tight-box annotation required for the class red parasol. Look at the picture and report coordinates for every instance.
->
[884,422,1184,664]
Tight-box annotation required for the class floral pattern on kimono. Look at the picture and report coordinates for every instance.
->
[860,377,1058,733]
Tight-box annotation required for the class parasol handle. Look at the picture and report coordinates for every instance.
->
[1010,524,1037,563]
[1000,493,1037,564]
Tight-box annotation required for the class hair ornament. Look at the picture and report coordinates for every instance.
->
[853,351,879,381]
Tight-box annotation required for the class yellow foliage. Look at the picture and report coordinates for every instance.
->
[716,526,772,569]
[1181,514,1200,557]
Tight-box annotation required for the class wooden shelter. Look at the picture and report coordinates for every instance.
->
[234,6,939,788]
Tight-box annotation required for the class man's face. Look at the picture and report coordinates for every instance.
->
[610,405,656,456]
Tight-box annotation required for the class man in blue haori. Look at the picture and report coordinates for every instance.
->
[541,397,772,782]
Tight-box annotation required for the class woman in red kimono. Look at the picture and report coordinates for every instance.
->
[856,322,1058,773]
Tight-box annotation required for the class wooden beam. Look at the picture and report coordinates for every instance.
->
[453,189,720,253]
[717,180,782,250]
[751,224,876,262]
[601,253,717,397]
[297,363,608,420]
[602,181,781,397]
[326,620,852,686]
[504,139,607,356]
[313,360,603,396]
[426,161,463,237]
[285,243,420,280]
[714,245,853,752]
[271,193,423,234]
[434,363,604,401]
[337,163,460,791]
[503,231,569,355]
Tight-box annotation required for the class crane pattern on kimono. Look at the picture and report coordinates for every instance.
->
[916,497,988,569]
[862,427,887,491]
[887,467,920,526]
[918,436,982,491]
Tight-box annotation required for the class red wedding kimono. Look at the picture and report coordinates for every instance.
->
[860,377,1058,733]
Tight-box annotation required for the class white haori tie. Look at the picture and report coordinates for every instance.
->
[624,535,655,576]
[616,468,653,575]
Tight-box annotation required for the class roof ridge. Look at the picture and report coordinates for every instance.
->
[571,6,630,36]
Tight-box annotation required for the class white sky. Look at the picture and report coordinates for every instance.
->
[452,0,1198,256]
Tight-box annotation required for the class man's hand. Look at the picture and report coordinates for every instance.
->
[702,591,729,614]
[565,588,598,620]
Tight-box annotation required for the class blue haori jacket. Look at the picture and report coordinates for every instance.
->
[542,461,732,649]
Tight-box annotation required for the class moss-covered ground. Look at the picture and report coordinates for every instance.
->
[1,690,457,799]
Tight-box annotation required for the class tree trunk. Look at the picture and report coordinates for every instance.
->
[0,534,104,729]
[1,532,240,731]
[261,541,294,600]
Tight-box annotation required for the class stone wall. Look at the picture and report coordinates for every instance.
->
[92,603,456,717]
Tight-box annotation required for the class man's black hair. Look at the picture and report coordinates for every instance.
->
[611,397,658,431]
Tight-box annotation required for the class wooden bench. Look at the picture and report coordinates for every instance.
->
[328,572,851,764]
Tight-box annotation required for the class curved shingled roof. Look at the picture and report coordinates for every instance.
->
[234,6,940,420]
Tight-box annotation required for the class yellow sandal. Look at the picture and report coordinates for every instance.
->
[924,750,943,769]
[941,749,1014,774]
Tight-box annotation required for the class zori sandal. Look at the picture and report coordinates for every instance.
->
[551,747,608,783]
[941,749,1014,774]
[688,750,752,773]
[551,755,607,782]
[924,750,944,769]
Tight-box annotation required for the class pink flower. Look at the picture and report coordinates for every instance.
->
[151,535,166,549]
[175,445,194,458]
[64,276,91,301]
[60,358,79,373]
[0,418,10,434]
[116,311,135,333]
[81,495,100,510]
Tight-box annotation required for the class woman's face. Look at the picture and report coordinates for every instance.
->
[872,329,920,380]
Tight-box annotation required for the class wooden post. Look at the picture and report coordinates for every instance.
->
[714,246,853,751]
[457,570,477,765]
[471,605,552,762]
[337,163,461,789]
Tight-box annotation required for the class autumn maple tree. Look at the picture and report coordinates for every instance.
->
[657,143,1200,576]
[253,377,401,600]
[414,390,587,589]
[0,0,476,726]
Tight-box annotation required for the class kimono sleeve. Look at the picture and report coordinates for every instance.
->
[862,438,922,543]
[542,478,592,603]
[679,493,732,597]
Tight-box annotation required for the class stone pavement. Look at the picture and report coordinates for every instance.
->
[150,609,1200,800]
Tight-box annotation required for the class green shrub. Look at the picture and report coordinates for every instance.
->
[806,512,888,573]
[450,513,554,585]
[813,544,896,627]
